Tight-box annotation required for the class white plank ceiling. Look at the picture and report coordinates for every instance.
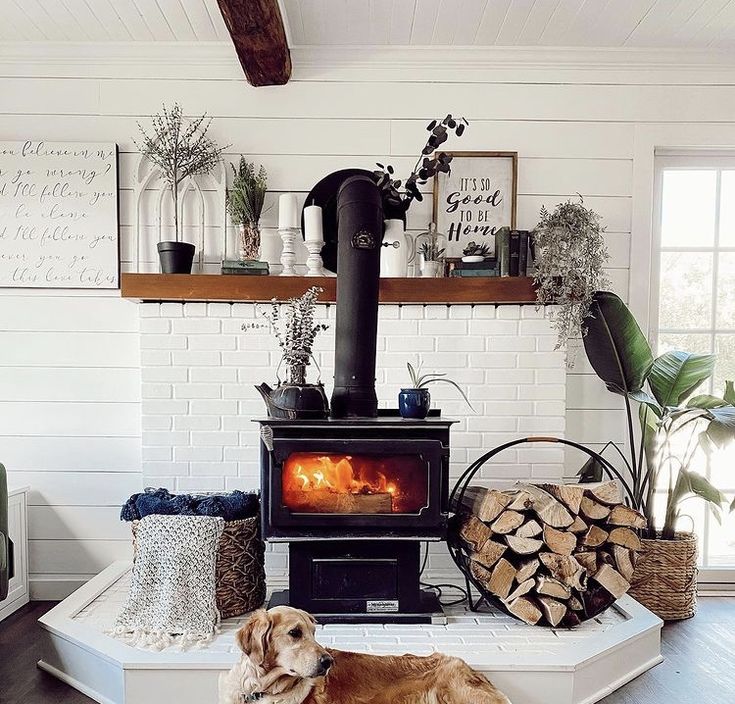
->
[1,0,735,48]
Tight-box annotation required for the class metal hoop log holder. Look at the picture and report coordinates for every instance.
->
[447,436,632,619]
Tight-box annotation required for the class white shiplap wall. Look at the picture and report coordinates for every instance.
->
[4,44,733,597]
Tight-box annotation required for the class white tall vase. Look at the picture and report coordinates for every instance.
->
[380,219,410,277]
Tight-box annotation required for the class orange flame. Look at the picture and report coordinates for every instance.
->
[282,452,428,514]
[288,454,393,496]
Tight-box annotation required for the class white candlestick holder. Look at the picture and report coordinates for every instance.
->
[305,238,326,277]
[278,227,299,276]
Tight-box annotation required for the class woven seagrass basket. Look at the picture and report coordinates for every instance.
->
[629,531,698,621]
[132,516,266,619]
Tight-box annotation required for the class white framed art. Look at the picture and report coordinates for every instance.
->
[0,140,119,289]
[432,151,517,259]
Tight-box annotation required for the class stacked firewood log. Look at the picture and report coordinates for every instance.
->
[452,481,646,627]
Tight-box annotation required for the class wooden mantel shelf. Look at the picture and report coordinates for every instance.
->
[120,273,537,304]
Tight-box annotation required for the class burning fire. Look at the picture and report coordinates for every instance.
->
[290,454,396,497]
[282,452,426,514]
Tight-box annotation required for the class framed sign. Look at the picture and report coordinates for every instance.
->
[432,151,517,258]
[0,140,119,289]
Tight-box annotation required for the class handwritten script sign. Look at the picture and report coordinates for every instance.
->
[433,152,517,258]
[0,141,118,289]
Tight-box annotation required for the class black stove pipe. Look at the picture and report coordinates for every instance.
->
[330,175,383,418]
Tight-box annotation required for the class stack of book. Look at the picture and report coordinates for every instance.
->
[495,229,533,277]
[450,258,499,277]
[221,260,270,276]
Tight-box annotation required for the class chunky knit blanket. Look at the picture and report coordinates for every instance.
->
[113,514,224,650]
[120,487,259,523]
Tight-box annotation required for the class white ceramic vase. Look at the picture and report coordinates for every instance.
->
[381,219,410,277]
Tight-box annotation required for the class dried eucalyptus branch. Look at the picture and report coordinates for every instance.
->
[243,287,328,383]
[533,197,610,357]
[373,114,468,218]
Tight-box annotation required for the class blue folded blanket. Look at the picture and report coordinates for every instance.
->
[120,487,259,522]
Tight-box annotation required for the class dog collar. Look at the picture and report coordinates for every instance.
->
[242,693,264,702]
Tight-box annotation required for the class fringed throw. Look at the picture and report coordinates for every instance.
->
[112,514,224,651]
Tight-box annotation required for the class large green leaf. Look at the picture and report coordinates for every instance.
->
[629,389,663,418]
[648,351,715,407]
[671,468,727,510]
[724,381,735,405]
[582,291,654,396]
[687,394,728,409]
[705,405,735,447]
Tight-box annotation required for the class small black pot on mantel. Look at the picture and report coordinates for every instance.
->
[398,388,431,419]
[157,241,195,274]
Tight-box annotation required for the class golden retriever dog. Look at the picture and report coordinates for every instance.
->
[219,605,511,704]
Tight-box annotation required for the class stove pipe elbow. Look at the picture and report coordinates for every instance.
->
[330,175,383,418]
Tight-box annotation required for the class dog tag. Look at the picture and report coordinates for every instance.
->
[366,599,399,613]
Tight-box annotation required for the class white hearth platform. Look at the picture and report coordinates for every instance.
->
[38,562,662,704]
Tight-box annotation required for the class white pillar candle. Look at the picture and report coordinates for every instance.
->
[303,204,324,243]
[278,193,299,230]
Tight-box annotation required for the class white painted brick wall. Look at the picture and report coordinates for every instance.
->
[139,302,566,580]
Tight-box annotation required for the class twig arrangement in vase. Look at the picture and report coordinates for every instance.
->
[250,286,328,385]
[249,287,330,419]
[226,157,268,262]
[373,114,468,220]
[136,103,225,273]
[532,197,609,355]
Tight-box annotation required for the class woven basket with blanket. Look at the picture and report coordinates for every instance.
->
[123,488,266,619]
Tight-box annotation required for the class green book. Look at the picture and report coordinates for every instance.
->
[222,267,269,276]
[496,229,510,277]
[222,259,269,270]
[450,268,498,277]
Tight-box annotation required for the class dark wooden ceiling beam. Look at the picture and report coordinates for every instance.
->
[215,0,292,87]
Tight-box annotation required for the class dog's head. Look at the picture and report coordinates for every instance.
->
[236,606,333,679]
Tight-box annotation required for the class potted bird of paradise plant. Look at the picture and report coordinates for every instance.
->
[580,291,735,619]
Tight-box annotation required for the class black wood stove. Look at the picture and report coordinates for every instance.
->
[256,174,454,623]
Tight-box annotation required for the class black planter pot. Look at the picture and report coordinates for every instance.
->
[157,241,195,274]
[398,388,431,419]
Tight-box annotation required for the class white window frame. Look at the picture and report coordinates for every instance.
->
[649,149,735,589]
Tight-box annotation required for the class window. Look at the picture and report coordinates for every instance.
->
[652,153,735,586]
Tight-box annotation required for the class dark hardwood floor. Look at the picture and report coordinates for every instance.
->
[1,599,733,703]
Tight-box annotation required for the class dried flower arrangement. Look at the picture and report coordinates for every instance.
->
[373,114,468,219]
[136,103,225,242]
[245,286,328,385]
[532,197,610,354]
[226,157,268,261]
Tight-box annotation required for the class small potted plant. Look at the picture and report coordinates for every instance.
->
[462,241,491,263]
[226,157,268,262]
[399,362,474,419]
[136,103,224,273]
[416,223,446,278]
[581,291,735,620]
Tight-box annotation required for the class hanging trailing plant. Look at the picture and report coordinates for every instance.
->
[532,197,609,355]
